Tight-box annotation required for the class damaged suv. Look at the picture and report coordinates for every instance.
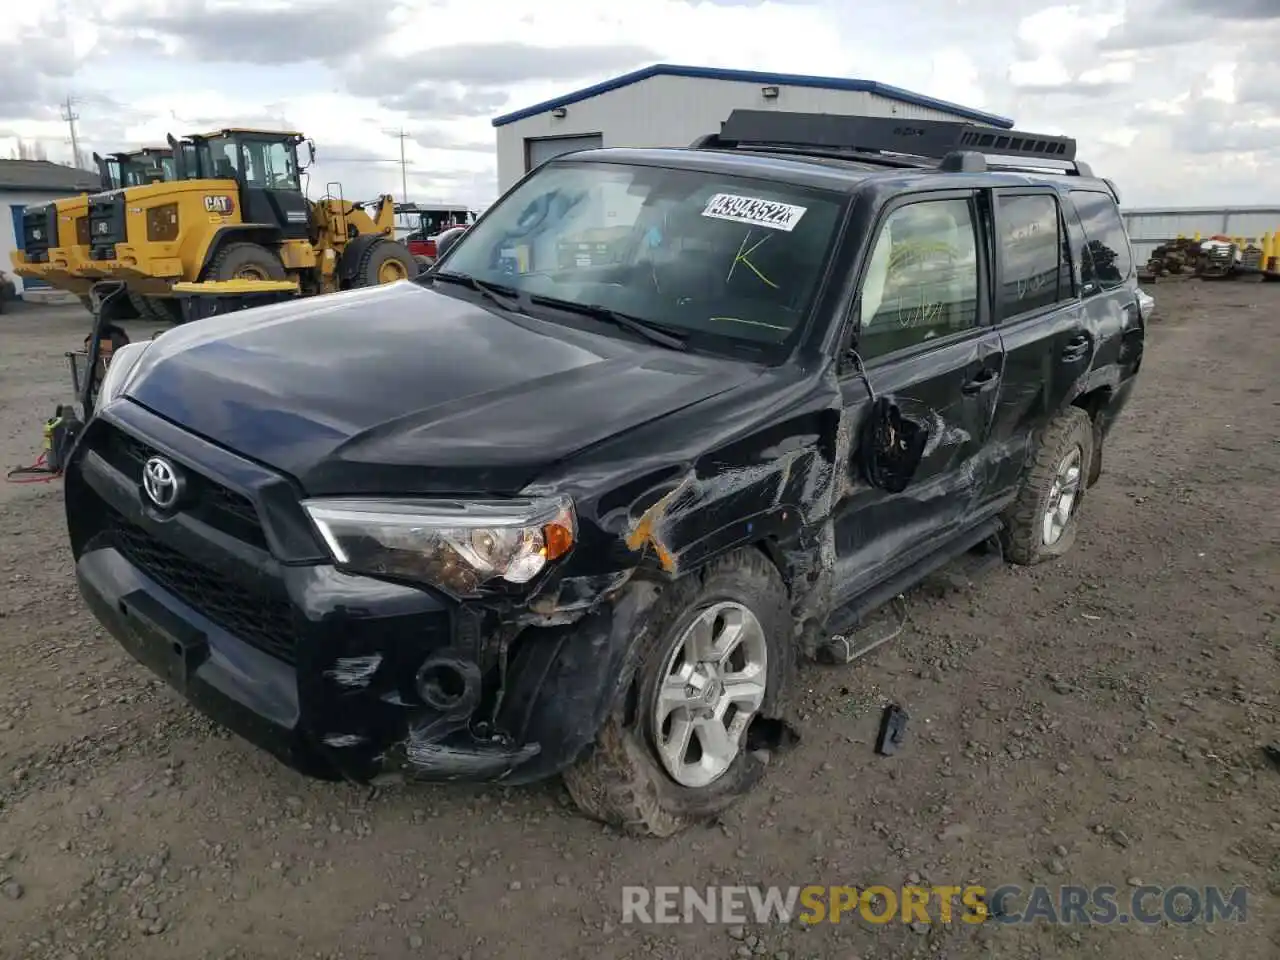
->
[65,111,1144,836]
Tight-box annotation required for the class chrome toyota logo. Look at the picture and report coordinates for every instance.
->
[142,456,184,509]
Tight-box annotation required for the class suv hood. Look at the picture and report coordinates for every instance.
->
[124,281,756,494]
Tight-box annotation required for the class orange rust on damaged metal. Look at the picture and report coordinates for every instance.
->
[624,484,685,573]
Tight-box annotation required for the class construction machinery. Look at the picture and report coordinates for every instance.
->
[7,146,182,310]
[83,127,416,336]
[395,202,475,268]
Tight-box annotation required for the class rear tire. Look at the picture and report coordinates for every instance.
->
[562,549,793,837]
[1001,407,1094,565]
[353,240,417,287]
[206,242,286,282]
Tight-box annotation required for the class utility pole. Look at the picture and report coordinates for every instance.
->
[395,129,410,205]
[61,95,82,169]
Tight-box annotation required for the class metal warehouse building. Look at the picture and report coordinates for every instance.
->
[492,64,1015,193]
[0,159,99,297]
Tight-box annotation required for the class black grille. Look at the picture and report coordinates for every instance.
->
[97,425,268,550]
[21,207,54,260]
[107,510,297,664]
[88,194,125,259]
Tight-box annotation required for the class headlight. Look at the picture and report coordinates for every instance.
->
[302,496,576,596]
[96,340,150,407]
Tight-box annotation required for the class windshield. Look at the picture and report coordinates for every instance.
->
[437,161,845,346]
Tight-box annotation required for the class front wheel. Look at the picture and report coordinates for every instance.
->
[563,549,793,837]
[1001,407,1095,565]
[353,240,417,287]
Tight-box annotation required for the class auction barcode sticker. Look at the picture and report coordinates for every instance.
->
[701,193,807,232]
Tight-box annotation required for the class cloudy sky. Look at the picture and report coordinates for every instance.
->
[2,0,1277,210]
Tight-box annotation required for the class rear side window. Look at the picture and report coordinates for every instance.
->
[996,194,1073,318]
[1071,190,1133,291]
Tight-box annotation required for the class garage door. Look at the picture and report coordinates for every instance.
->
[525,134,604,172]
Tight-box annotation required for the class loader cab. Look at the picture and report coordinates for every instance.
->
[189,128,311,240]
[95,148,176,191]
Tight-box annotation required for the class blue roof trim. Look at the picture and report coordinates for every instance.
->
[491,63,1014,130]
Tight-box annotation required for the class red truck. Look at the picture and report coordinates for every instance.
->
[396,204,476,268]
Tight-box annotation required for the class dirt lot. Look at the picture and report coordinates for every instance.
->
[0,283,1277,960]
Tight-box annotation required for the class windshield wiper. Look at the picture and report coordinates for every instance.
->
[528,295,687,351]
[432,271,523,313]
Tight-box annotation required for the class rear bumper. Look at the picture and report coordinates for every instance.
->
[65,403,640,786]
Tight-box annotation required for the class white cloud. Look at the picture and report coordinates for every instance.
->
[0,0,1276,207]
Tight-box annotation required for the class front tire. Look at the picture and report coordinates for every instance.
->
[1001,407,1094,565]
[563,549,793,837]
[206,242,286,282]
[353,240,417,287]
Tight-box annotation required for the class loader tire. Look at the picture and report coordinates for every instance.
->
[353,240,416,288]
[206,242,286,283]
[129,293,165,323]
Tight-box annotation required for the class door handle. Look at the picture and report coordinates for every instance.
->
[1062,334,1091,361]
[961,367,999,394]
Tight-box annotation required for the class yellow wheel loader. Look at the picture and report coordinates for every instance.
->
[7,146,180,314]
[83,127,416,329]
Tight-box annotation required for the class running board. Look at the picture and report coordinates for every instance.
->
[817,518,1004,663]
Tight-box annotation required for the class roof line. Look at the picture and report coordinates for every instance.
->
[491,63,1014,129]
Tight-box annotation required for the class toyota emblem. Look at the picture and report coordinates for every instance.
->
[142,456,184,510]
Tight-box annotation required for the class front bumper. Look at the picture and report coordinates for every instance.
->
[65,402,637,785]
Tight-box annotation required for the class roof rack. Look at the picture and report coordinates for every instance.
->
[693,110,1093,177]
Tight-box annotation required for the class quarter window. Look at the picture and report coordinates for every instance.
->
[856,198,980,360]
[996,194,1073,318]
[1072,190,1133,291]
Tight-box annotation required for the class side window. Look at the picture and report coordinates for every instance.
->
[1071,190,1133,292]
[996,194,1073,318]
[856,197,979,360]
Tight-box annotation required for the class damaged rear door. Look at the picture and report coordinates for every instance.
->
[831,189,1004,595]
[984,188,1090,495]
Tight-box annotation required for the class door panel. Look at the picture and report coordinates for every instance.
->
[829,190,1003,601]
[986,190,1089,496]
[833,329,1004,596]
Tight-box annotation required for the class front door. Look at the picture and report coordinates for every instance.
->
[238,138,310,240]
[830,190,1003,598]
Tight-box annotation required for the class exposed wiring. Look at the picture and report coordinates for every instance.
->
[846,345,877,405]
[6,452,61,484]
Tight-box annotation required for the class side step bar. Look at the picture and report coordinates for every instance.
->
[818,518,1004,663]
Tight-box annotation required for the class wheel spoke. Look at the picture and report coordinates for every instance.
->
[692,715,735,767]
[721,669,766,712]
[661,715,696,769]
[656,673,696,720]
[684,615,716,662]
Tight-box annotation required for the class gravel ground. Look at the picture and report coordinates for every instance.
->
[0,282,1277,960]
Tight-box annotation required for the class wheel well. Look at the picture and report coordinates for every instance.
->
[200,227,282,278]
[1071,386,1112,422]
[1071,387,1112,486]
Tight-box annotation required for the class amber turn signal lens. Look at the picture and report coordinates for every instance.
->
[542,521,574,561]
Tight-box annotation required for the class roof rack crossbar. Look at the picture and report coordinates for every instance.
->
[705,109,1080,169]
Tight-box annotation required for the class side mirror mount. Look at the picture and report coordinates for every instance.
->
[303,139,316,168]
[860,396,930,493]
[435,225,467,262]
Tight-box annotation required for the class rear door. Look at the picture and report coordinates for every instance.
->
[985,188,1090,495]
[1068,189,1142,374]
[831,189,1005,596]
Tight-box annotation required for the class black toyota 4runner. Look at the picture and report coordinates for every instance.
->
[65,111,1145,836]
